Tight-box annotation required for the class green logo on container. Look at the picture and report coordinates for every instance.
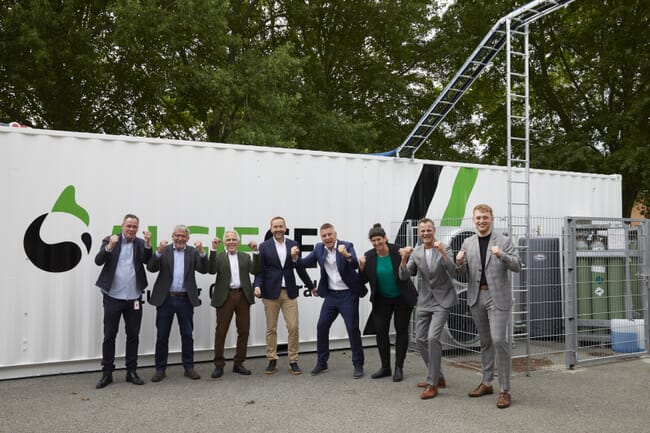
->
[23,186,92,272]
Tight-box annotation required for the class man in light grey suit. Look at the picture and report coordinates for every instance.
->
[456,204,521,409]
[399,218,457,400]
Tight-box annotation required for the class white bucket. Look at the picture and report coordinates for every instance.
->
[610,319,645,353]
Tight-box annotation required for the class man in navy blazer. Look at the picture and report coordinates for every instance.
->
[296,223,368,378]
[94,214,152,389]
[253,216,314,375]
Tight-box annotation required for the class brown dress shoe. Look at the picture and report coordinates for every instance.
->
[420,385,438,400]
[497,392,511,408]
[418,377,446,388]
[468,383,494,397]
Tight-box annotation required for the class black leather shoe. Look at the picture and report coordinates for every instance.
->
[125,371,144,385]
[353,365,364,379]
[184,368,201,380]
[233,363,251,375]
[371,367,392,379]
[265,360,278,374]
[211,367,224,378]
[392,366,403,382]
[96,373,113,389]
[151,370,166,382]
[310,364,328,376]
[289,362,302,375]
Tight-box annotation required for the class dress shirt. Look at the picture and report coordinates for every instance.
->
[227,252,241,288]
[324,245,348,291]
[274,238,287,286]
[107,235,138,300]
[171,246,186,292]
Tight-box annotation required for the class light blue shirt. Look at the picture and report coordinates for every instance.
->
[107,235,139,300]
[171,247,186,292]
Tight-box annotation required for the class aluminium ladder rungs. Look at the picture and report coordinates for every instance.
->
[391,0,575,159]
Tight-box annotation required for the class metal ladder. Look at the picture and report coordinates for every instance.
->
[390,0,575,159]
[506,17,533,373]
[390,0,577,376]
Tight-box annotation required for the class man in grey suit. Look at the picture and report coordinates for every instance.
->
[456,204,521,409]
[208,231,259,378]
[147,225,208,382]
[399,218,457,400]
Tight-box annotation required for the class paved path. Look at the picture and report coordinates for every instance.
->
[1,350,648,433]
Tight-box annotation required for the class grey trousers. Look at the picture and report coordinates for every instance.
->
[415,303,450,386]
[470,290,511,392]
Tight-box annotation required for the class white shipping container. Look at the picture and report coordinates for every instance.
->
[0,128,622,378]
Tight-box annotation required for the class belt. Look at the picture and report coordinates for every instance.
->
[479,284,489,291]
[168,291,187,297]
[229,287,241,292]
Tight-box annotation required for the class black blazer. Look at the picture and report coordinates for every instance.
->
[95,235,152,295]
[358,243,417,307]
[147,244,208,307]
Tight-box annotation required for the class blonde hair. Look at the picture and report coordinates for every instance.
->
[473,204,493,217]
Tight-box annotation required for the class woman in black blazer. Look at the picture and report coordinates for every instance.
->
[358,224,417,382]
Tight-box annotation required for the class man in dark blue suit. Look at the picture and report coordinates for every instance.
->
[297,223,368,378]
[94,214,152,388]
[253,216,314,375]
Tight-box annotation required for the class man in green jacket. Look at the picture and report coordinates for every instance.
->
[208,231,259,378]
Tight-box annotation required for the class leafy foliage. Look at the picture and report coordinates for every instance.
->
[1,0,648,215]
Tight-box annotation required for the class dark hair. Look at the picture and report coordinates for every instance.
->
[368,223,386,239]
[123,214,139,223]
[320,223,335,231]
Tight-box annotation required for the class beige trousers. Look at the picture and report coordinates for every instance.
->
[262,289,299,362]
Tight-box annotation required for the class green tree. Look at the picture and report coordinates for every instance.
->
[0,0,118,131]
[282,0,437,153]
[108,0,307,145]
[416,0,649,216]
[529,0,650,217]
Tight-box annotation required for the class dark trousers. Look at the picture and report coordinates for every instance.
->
[213,291,251,368]
[101,294,142,373]
[155,296,194,370]
[372,295,413,369]
[317,290,364,367]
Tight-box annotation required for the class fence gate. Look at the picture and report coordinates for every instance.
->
[564,217,649,367]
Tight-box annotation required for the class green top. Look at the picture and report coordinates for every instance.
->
[376,255,400,298]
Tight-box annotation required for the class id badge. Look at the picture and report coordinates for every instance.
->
[133,300,140,310]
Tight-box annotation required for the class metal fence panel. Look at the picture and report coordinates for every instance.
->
[393,216,649,375]
[564,217,649,367]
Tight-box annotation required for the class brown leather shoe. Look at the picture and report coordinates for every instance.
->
[496,392,511,409]
[417,377,446,389]
[468,383,494,397]
[420,385,438,400]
